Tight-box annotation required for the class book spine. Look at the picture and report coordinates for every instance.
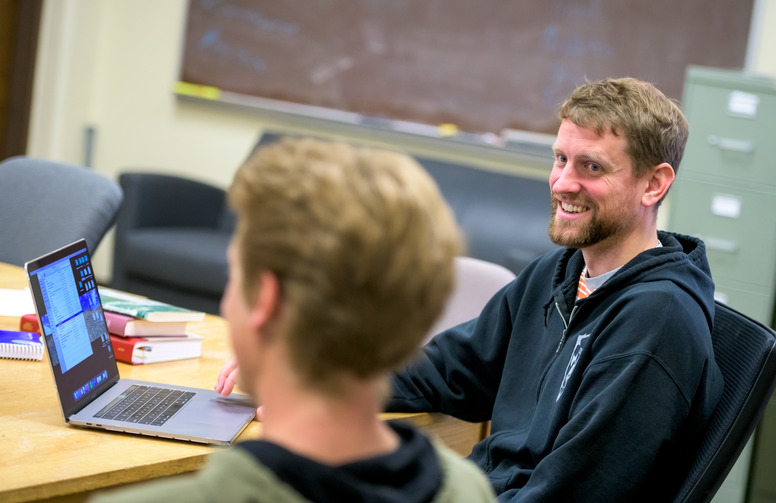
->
[109,335,142,365]
[102,304,143,319]
[20,313,40,334]
[104,312,130,336]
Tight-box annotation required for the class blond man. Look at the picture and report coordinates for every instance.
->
[91,137,495,503]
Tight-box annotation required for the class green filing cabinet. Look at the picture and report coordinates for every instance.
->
[668,66,776,503]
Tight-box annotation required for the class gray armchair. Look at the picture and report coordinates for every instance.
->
[0,156,123,266]
[111,133,558,315]
[111,173,233,315]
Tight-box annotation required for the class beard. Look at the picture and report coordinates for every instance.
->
[548,195,627,249]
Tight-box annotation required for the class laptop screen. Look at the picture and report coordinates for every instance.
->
[26,240,120,418]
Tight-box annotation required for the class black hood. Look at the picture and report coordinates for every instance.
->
[237,421,443,503]
[549,231,716,331]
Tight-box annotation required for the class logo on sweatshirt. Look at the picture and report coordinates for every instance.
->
[557,333,591,401]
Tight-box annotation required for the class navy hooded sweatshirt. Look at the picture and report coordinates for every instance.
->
[388,231,723,502]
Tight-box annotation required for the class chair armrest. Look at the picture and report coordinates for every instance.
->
[117,172,228,230]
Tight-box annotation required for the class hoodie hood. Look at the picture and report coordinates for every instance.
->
[550,231,715,330]
[237,421,442,503]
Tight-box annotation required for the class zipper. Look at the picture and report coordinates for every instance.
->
[554,303,578,353]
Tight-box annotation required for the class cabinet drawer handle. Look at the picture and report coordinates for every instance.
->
[703,236,739,253]
[707,135,755,153]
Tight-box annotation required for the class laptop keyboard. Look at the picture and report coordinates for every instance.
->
[94,385,195,426]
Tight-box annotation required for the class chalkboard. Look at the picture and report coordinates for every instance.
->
[181,0,754,135]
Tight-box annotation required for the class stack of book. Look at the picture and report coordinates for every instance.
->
[98,288,206,365]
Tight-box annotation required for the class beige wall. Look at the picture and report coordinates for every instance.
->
[27,0,776,280]
[29,0,263,187]
[753,0,776,76]
[29,0,266,278]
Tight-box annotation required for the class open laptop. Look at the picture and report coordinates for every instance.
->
[25,239,256,446]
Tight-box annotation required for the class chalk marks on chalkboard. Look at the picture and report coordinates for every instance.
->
[311,57,356,85]
[182,0,753,136]
[552,0,602,20]
[360,21,388,56]
[198,29,267,74]
[542,26,614,59]
[539,0,615,111]
[191,1,306,78]
[201,1,300,36]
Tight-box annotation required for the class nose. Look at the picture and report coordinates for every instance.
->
[550,164,579,195]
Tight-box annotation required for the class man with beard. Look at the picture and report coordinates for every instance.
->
[386,77,724,502]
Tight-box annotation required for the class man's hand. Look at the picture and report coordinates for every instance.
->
[215,356,264,420]
[215,356,239,396]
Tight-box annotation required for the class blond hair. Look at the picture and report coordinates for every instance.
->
[559,77,688,180]
[229,137,462,394]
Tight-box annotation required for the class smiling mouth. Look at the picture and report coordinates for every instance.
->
[560,201,589,213]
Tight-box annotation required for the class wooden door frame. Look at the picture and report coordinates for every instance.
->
[1,0,42,159]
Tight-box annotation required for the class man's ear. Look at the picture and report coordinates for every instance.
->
[642,162,675,208]
[249,271,281,333]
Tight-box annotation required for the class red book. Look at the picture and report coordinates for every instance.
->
[104,311,188,337]
[20,313,40,334]
[110,334,203,365]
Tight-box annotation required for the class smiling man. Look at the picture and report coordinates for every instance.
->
[386,78,724,502]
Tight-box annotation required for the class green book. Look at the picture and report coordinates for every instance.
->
[98,287,205,323]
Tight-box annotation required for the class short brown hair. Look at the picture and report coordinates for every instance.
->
[229,137,462,394]
[559,77,689,179]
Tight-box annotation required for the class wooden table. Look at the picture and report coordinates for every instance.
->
[0,262,485,502]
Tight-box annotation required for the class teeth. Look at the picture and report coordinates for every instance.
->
[561,202,586,213]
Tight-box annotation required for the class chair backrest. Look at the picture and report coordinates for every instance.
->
[0,156,123,266]
[424,256,517,342]
[673,301,776,503]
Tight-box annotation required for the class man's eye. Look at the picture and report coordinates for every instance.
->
[556,154,567,163]
[588,163,601,172]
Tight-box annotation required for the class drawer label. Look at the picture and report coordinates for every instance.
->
[727,90,759,118]
[711,193,742,218]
